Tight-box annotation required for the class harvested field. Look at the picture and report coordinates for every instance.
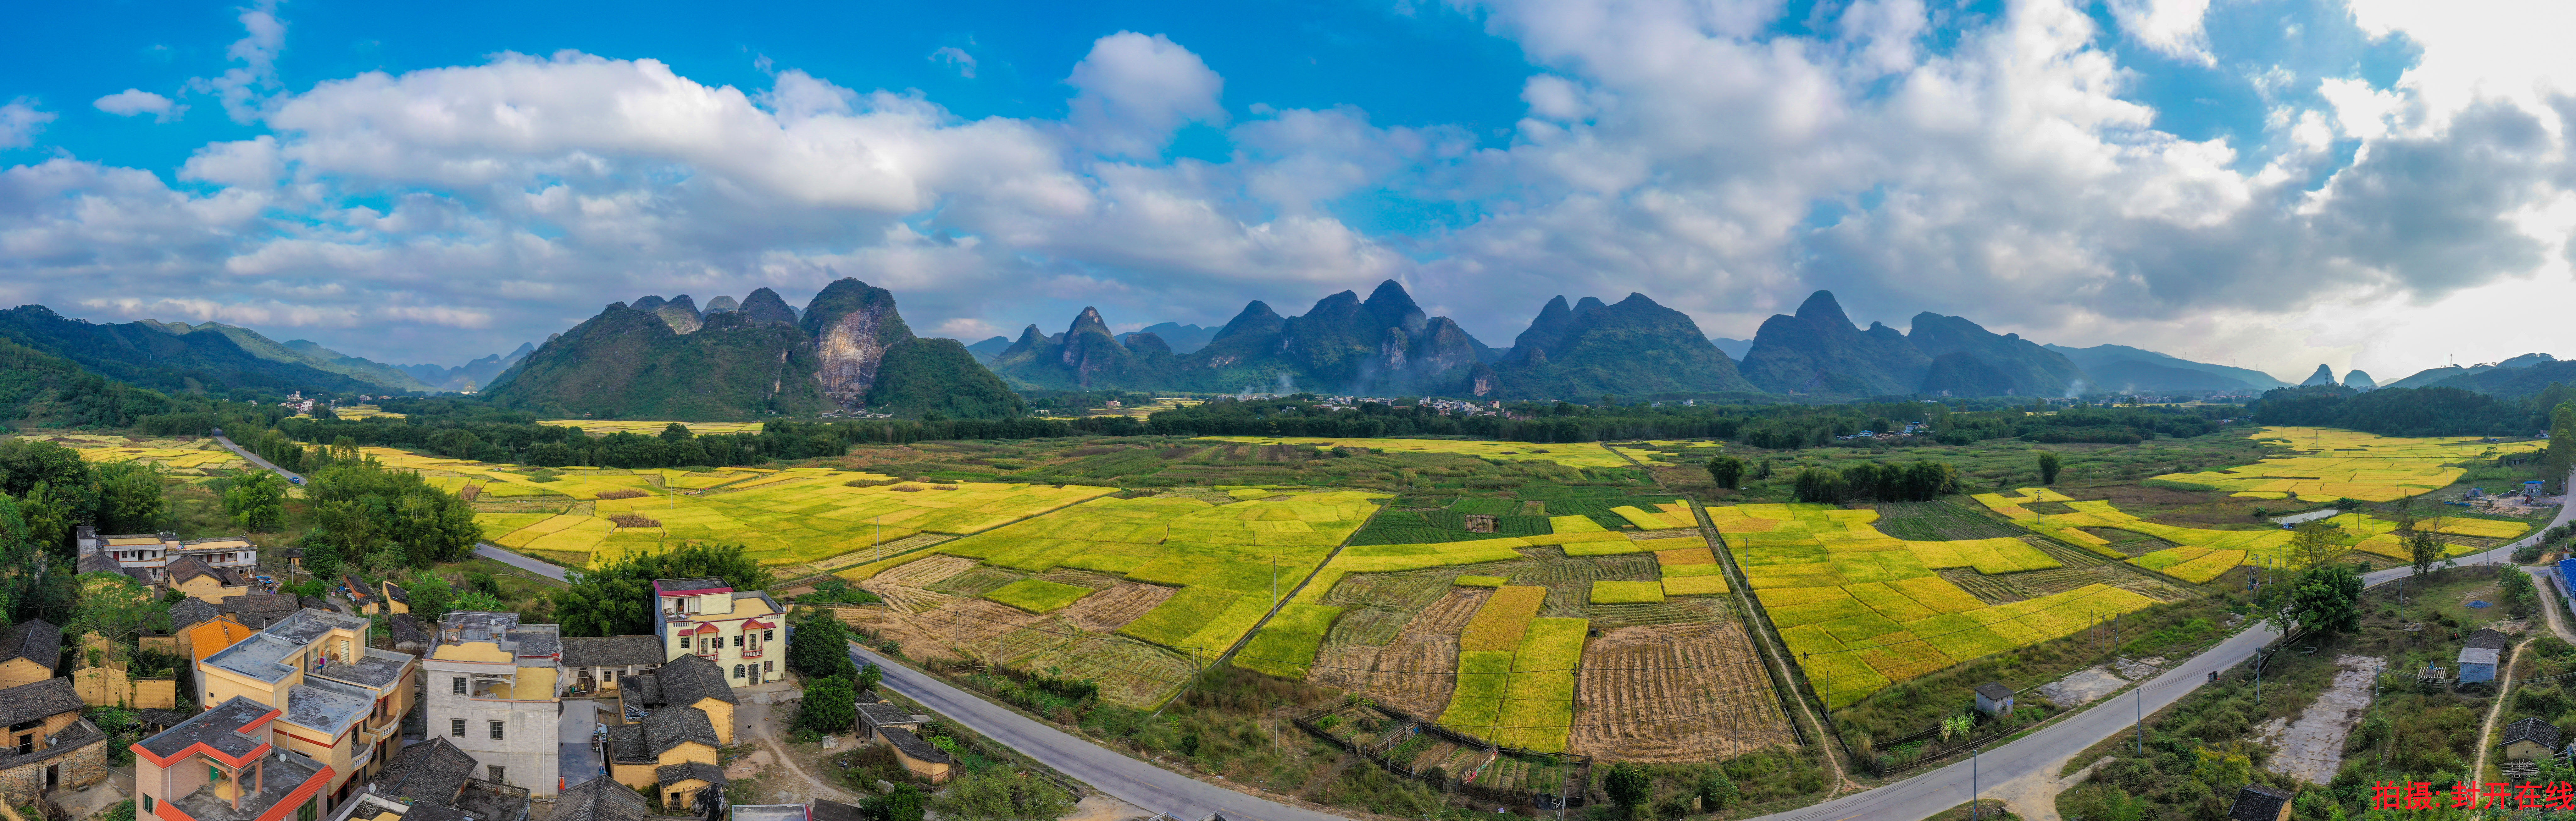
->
[1406,588,1494,635]
[1310,633,1459,718]
[1324,607,1411,646]
[1061,582,1177,632]
[928,567,1029,597]
[1572,623,1796,761]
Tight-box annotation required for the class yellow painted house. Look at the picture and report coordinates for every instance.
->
[650,578,786,686]
[197,608,420,805]
[0,620,61,691]
[166,556,254,604]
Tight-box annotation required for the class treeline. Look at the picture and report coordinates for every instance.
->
[1790,460,1961,503]
[2251,384,2567,437]
[1139,396,2229,449]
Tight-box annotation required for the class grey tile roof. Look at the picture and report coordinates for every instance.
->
[730,806,807,821]
[809,800,860,821]
[856,703,917,728]
[655,762,728,787]
[312,649,409,690]
[0,619,60,668]
[75,553,123,576]
[0,677,86,726]
[369,736,478,804]
[164,555,232,587]
[656,577,728,592]
[2503,717,2563,749]
[169,598,221,631]
[135,708,190,732]
[625,673,663,707]
[877,726,949,765]
[548,771,650,821]
[2467,628,2511,650]
[219,594,302,628]
[390,614,430,648]
[604,723,650,764]
[644,706,720,756]
[562,636,664,669]
[382,581,410,604]
[1974,682,2014,701]
[654,653,738,707]
[136,696,274,762]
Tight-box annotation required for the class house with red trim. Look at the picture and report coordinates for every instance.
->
[651,578,785,686]
[131,696,335,821]
[196,609,419,807]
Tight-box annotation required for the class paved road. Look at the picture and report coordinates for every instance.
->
[847,642,1346,821]
[213,435,305,484]
[475,543,571,582]
[559,699,601,790]
[1755,475,2576,821]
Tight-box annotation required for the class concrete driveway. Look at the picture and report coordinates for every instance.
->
[560,698,601,789]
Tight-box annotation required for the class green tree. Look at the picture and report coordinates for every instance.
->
[788,611,858,679]
[1706,455,1745,490]
[2288,564,2365,634]
[405,572,457,622]
[71,572,170,642]
[2408,531,2442,576]
[1696,768,1739,811]
[95,461,165,534]
[223,470,288,532]
[2501,566,2539,618]
[2548,404,2576,493]
[929,767,1074,821]
[305,460,482,566]
[452,590,506,613]
[553,542,774,636]
[860,784,926,821]
[1604,762,1652,816]
[20,482,76,556]
[2288,521,2346,570]
[857,662,883,694]
[2036,450,2063,485]
[796,675,856,735]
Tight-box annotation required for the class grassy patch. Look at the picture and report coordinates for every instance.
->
[983,579,1095,614]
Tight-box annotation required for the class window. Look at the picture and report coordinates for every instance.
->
[140,796,154,815]
[604,669,618,682]
[451,719,464,737]
[764,661,774,674]
[297,798,318,821]
[452,677,466,694]
[732,635,743,648]
[16,734,29,755]
[678,636,690,649]
[670,793,684,807]
[340,640,351,659]
[488,766,505,784]
[733,664,745,679]
[763,630,774,641]
[489,721,505,740]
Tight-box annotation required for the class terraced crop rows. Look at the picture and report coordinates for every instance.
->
[1571,623,1794,761]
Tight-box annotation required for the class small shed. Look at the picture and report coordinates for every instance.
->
[856,702,926,738]
[1973,682,2015,716]
[2501,717,2564,761]
[874,725,952,784]
[2227,784,2293,821]
[2458,647,2502,683]
[2466,628,2510,650]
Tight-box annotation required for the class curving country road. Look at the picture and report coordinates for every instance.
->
[475,542,571,582]
[846,641,1348,821]
[212,434,305,485]
[1754,473,2576,821]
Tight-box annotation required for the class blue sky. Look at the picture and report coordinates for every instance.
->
[3,0,2571,382]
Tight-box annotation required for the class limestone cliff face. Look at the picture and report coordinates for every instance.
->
[799,278,915,408]
[654,295,703,334]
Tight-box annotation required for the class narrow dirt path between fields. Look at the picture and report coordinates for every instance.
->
[2470,636,2535,780]
[736,698,867,805]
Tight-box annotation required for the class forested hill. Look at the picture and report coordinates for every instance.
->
[0,305,393,396]
[2249,384,2565,437]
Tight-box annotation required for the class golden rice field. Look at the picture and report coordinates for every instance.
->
[328,405,403,419]
[536,420,770,436]
[1974,488,2515,583]
[1195,436,1635,469]
[38,434,243,473]
[2148,426,2543,502]
[869,488,1386,661]
[1713,503,2153,707]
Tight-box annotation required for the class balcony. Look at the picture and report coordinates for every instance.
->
[739,647,763,659]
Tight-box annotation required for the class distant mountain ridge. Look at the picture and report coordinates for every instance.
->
[484,278,1020,420]
[0,306,432,396]
[2043,344,2287,392]
[1736,292,2087,397]
[395,343,533,392]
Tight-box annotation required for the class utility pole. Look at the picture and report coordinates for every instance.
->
[874,515,882,564]
[2135,686,2144,755]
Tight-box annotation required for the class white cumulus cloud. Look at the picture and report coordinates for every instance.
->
[93,89,181,120]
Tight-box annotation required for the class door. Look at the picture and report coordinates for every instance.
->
[45,763,58,789]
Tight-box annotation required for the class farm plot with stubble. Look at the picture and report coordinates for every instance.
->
[1714,503,2159,707]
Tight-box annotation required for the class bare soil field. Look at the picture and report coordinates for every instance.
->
[1571,622,1797,761]
[1406,588,1494,635]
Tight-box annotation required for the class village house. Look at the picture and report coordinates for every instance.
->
[2501,717,2564,761]
[167,556,257,604]
[198,608,420,803]
[343,575,380,615]
[2459,628,2509,683]
[547,770,651,821]
[560,636,663,695]
[221,593,308,630]
[872,724,952,784]
[130,697,334,821]
[423,612,562,797]
[651,577,786,686]
[0,620,61,690]
[70,632,177,709]
[354,736,532,821]
[378,582,409,615]
[74,526,259,583]
[2227,784,2293,821]
[606,653,739,810]
[0,677,110,804]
